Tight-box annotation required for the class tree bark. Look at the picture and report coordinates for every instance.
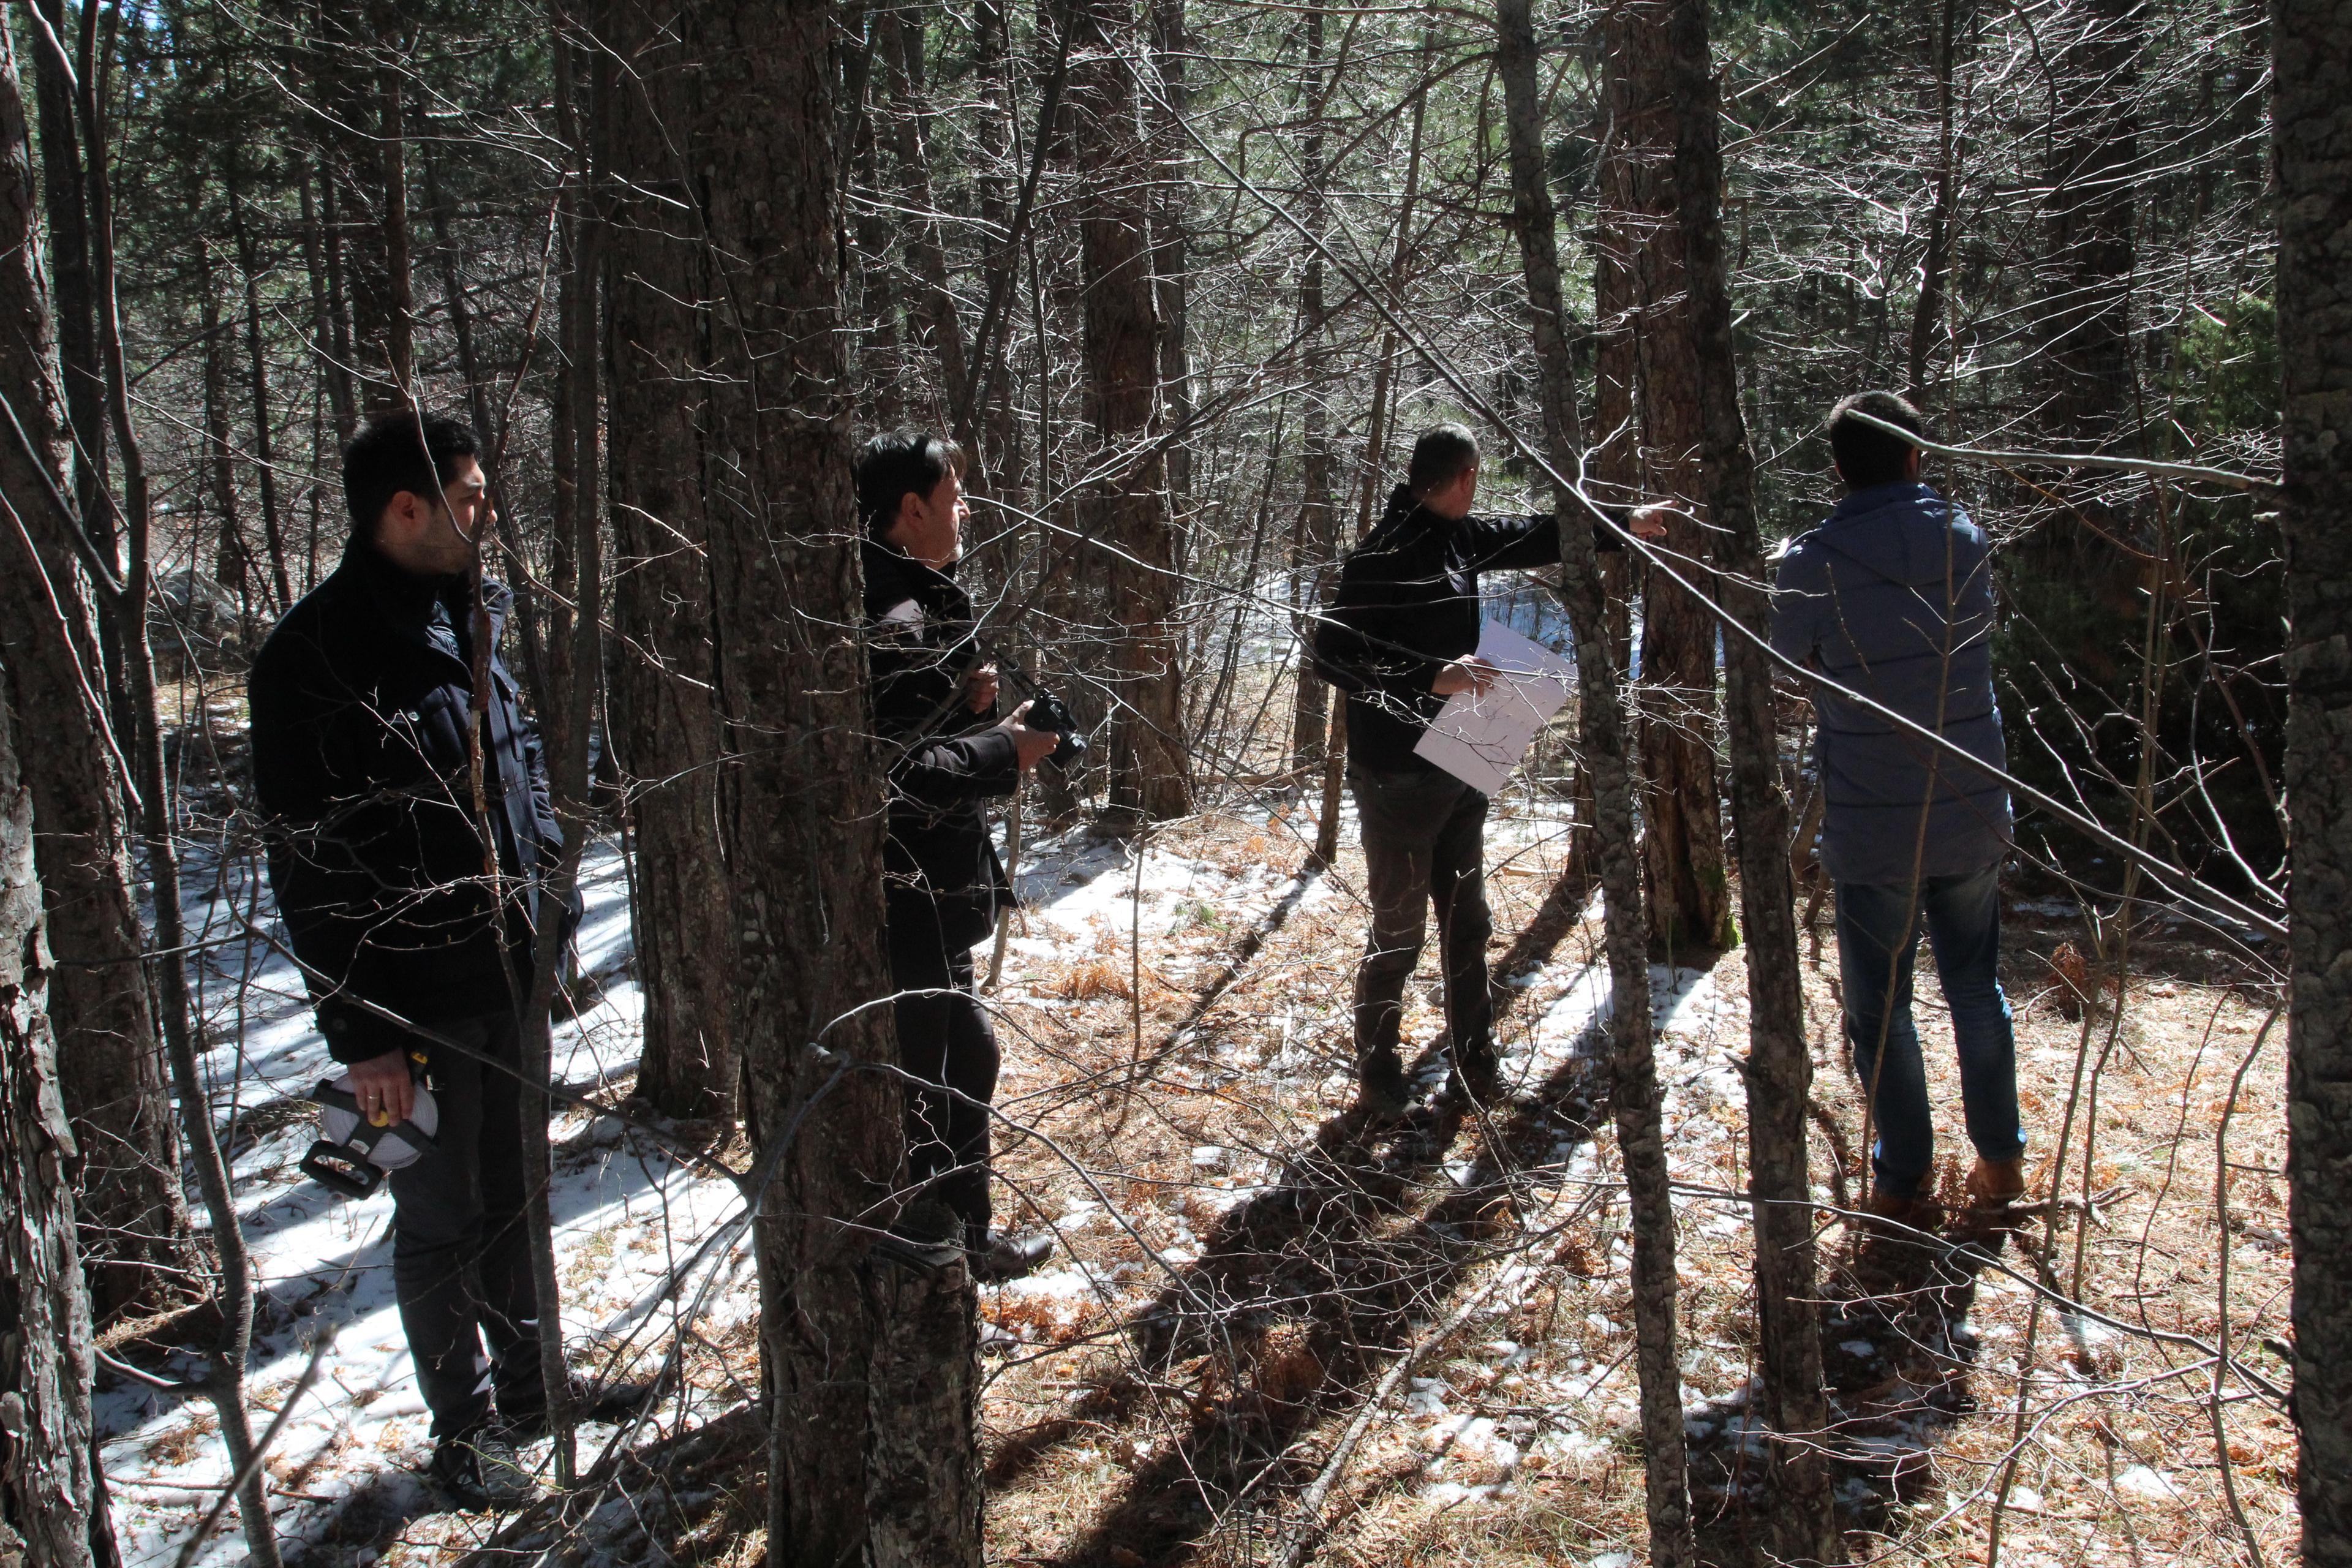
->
[0,632,105,1568]
[1651,0,1839,1551]
[28,0,108,586]
[684,0,982,1558]
[1146,0,1193,504]
[1071,0,1190,821]
[2278,0,2352,1559]
[1905,0,1962,405]
[604,0,737,1123]
[0,20,192,1325]
[228,184,292,612]
[1287,8,1335,777]
[198,238,252,625]
[877,3,970,428]
[1600,0,1731,954]
[1495,6,1692,1562]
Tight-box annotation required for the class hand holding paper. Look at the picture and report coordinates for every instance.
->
[1412,622,1574,794]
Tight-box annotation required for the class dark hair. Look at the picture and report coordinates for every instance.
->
[1826,391,1928,489]
[1407,423,1480,496]
[343,412,480,540]
[854,428,966,537]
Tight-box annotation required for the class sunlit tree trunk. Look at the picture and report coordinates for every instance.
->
[0,644,108,1568]
[1498,6,1691,1562]
[1600,0,1731,954]
[605,0,737,1121]
[0,23,193,1324]
[685,0,982,1556]
[1071,0,1191,820]
[1650,0,1839,1550]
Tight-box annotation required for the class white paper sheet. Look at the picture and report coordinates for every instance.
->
[1412,620,1575,794]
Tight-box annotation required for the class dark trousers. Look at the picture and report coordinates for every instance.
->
[1349,766,1496,1072]
[1835,862,2026,1200]
[387,1012,545,1439]
[888,918,1001,1242]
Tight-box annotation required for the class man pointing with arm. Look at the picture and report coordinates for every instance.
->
[1312,423,1659,1115]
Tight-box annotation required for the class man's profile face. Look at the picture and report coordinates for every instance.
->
[888,469,968,570]
[375,455,493,576]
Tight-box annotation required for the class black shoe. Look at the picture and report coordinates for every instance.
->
[429,1429,540,1512]
[875,1199,971,1275]
[1447,1041,1500,1099]
[500,1371,656,1441]
[1354,1056,1414,1123]
[970,1230,1055,1284]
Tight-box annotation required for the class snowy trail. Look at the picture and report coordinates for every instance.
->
[103,797,1719,1564]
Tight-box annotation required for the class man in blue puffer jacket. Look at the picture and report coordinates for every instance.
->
[1770,391,2028,1242]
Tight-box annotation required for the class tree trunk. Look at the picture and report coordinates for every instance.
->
[1600,0,1732,954]
[0,28,192,1325]
[1071,0,1190,821]
[228,186,292,612]
[878,3,970,428]
[0,641,107,1568]
[2278,0,2352,1559]
[1287,8,1334,776]
[1905,0,1961,404]
[1495,6,1692,1561]
[684,0,982,1558]
[1146,0,1193,504]
[604,0,738,1124]
[300,156,358,443]
[28,0,110,592]
[198,239,252,627]
[1651,0,1839,1551]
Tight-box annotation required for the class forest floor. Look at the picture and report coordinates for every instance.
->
[102,693,2295,1567]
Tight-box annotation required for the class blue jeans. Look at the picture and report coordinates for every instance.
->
[1835,862,2025,1200]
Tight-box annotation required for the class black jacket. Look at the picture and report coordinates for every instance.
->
[1312,485,1616,774]
[865,540,1020,956]
[249,543,567,1063]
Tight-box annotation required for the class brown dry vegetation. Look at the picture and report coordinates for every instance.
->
[500,757,2289,1568]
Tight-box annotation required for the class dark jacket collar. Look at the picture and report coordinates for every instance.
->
[1826,481,1941,526]
[334,541,504,663]
[862,537,967,617]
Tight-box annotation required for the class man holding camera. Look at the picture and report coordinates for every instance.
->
[856,429,1059,1281]
[250,412,638,1510]
[1313,424,1660,1116]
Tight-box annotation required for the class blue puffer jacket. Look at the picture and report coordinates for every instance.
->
[1768,482,2012,886]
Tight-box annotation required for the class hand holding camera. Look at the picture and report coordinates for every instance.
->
[1000,701,1062,771]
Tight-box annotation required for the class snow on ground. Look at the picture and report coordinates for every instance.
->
[105,783,1665,1565]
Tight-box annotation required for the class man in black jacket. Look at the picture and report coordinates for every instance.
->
[251,412,625,1509]
[1313,424,1659,1114]
[856,429,1058,1281]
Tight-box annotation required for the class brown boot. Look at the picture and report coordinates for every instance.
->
[1852,1188,1946,1294]
[1953,1158,2029,1242]
[1966,1157,2027,1208]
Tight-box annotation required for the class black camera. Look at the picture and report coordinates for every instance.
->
[1022,687,1088,769]
[993,653,1089,769]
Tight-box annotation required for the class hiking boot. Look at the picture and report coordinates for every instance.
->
[1354,1055,1414,1123]
[1965,1156,2027,1209]
[873,1200,968,1275]
[970,1230,1055,1284]
[430,1429,540,1512]
[1850,1188,1947,1293]
[1952,1157,2030,1243]
[1447,1039,1501,1099]
[1860,1187,1947,1238]
[500,1371,657,1442]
